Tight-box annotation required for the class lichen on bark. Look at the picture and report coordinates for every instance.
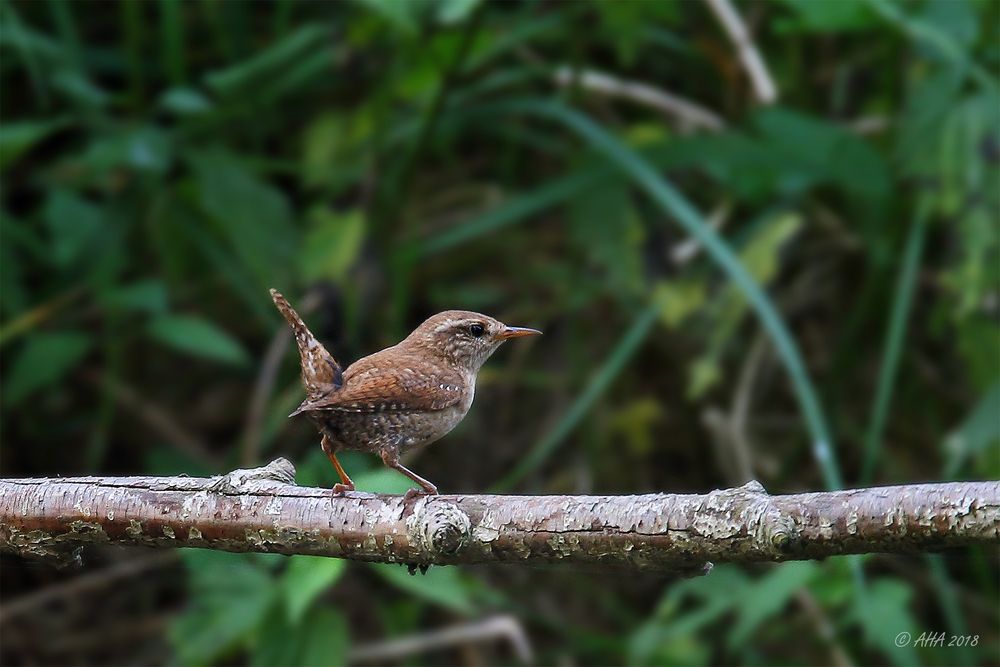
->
[1,460,997,571]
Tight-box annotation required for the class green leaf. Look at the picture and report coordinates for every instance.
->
[687,358,721,400]
[297,608,349,667]
[630,566,748,665]
[917,0,978,54]
[808,558,856,608]
[567,180,644,294]
[435,0,481,24]
[298,110,375,191]
[283,556,347,624]
[253,604,350,667]
[4,331,91,405]
[189,151,298,290]
[866,0,992,88]
[0,118,69,169]
[354,0,424,33]
[205,24,332,98]
[180,216,276,328]
[739,213,801,282]
[100,280,169,315]
[80,126,173,175]
[369,562,476,614]
[686,213,801,399]
[43,190,106,268]
[941,205,999,316]
[728,562,818,648]
[895,68,963,178]
[944,382,1000,477]
[159,87,213,115]
[649,107,890,225]
[147,315,249,366]
[52,69,109,108]
[854,578,920,667]
[251,605,299,667]
[753,108,889,206]
[171,551,277,667]
[300,208,365,283]
[653,280,707,328]
[956,317,1000,392]
[775,0,875,33]
[0,7,62,106]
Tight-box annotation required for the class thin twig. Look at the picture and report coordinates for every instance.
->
[349,615,533,664]
[847,115,890,136]
[240,327,292,466]
[671,200,731,265]
[0,286,85,347]
[703,0,777,104]
[0,552,178,625]
[89,373,221,469]
[553,66,725,132]
[241,289,323,466]
[728,333,769,482]
[48,613,172,653]
[795,590,855,667]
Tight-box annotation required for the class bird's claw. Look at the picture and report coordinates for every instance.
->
[403,487,438,502]
[331,483,355,498]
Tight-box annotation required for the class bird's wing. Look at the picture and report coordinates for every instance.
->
[291,360,464,415]
[270,289,342,398]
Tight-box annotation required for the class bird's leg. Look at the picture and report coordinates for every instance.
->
[321,434,354,495]
[380,450,438,500]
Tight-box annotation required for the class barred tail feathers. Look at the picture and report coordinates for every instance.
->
[269,289,343,399]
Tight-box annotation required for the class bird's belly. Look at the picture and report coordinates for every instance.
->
[315,406,467,454]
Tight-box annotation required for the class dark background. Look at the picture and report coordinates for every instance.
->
[1,0,997,665]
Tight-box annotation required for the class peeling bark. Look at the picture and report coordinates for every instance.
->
[1,459,997,571]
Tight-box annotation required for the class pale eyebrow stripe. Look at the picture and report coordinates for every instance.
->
[434,320,473,334]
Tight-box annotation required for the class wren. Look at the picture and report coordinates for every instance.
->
[270,289,540,498]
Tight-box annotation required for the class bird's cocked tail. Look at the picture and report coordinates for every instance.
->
[269,289,343,404]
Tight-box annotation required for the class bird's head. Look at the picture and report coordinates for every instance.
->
[402,310,541,371]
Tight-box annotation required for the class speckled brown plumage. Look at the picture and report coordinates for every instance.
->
[270,289,540,497]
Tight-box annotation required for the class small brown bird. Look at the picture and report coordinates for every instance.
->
[270,289,540,497]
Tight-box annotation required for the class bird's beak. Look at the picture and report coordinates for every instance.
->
[497,326,542,340]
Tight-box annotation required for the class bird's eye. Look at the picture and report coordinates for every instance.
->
[468,323,485,338]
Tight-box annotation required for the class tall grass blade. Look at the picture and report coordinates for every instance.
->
[866,0,996,93]
[46,0,80,68]
[158,0,185,85]
[861,200,931,483]
[182,223,276,328]
[414,166,610,256]
[0,1,52,106]
[925,555,974,667]
[493,99,844,491]
[120,0,145,108]
[494,303,660,491]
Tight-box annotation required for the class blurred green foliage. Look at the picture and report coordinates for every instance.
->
[1,0,998,665]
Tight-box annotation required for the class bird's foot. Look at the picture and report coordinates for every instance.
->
[403,486,438,502]
[331,482,355,498]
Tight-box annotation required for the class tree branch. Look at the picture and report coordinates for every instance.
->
[1,459,996,572]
